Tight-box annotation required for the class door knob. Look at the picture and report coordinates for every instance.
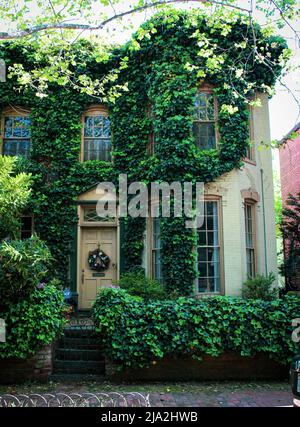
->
[81,269,85,284]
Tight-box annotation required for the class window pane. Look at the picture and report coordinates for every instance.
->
[84,138,111,162]
[3,139,30,157]
[198,231,207,246]
[84,207,115,222]
[3,116,31,158]
[198,262,207,277]
[195,93,215,121]
[193,122,216,150]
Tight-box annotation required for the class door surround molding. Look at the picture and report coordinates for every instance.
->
[76,185,120,309]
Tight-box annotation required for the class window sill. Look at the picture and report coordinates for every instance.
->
[243,157,256,166]
[194,292,224,298]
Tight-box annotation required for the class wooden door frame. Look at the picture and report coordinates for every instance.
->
[76,204,120,309]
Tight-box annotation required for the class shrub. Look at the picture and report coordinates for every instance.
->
[92,288,300,368]
[242,272,278,300]
[0,284,67,359]
[116,272,166,300]
[0,156,32,240]
[0,235,53,307]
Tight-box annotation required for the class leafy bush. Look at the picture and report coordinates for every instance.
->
[0,156,32,240]
[0,235,53,307]
[116,272,167,300]
[0,284,66,359]
[92,288,300,368]
[242,272,278,300]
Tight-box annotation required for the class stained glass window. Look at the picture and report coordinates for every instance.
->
[3,115,31,157]
[197,201,221,293]
[83,114,111,162]
[193,92,217,150]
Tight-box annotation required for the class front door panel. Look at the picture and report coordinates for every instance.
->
[80,227,117,309]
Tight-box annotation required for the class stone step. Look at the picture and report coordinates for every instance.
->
[53,360,105,375]
[55,348,104,361]
[58,337,102,350]
[63,327,97,339]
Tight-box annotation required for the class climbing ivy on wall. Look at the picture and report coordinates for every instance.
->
[0,9,288,295]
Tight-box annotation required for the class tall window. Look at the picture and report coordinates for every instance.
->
[2,113,31,157]
[152,218,162,282]
[197,200,222,293]
[83,107,111,161]
[244,202,256,278]
[193,90,217,150]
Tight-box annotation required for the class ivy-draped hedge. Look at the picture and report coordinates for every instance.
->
[0,9,288,294]
[0,285,66,359]
[92,288,300,368]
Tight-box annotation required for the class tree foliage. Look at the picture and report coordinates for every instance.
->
[0,235,54,307]
[0,1,297,98]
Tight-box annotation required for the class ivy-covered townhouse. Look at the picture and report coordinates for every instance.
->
[0,10,288,309]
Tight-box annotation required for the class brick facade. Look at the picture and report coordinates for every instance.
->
[0,344,53,384]
[279,126,300,205]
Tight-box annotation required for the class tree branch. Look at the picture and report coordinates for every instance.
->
[0,0,251,40]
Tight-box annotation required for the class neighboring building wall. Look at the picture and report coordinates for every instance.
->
[279,124,300,291]
[279,127,300,204]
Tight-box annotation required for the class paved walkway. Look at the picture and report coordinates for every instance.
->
[0,382,293,407]
[149,391,292,407]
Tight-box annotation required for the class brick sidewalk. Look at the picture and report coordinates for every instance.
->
[149,391,292,407]
[0,381,293,407]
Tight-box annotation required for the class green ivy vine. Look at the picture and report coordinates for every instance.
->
[0,9,288,295]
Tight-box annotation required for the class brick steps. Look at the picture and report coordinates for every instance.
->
[52,322,106,380]
[55,348,104,361]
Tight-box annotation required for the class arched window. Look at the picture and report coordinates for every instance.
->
[82,105,111,162]
[1,107,31,158]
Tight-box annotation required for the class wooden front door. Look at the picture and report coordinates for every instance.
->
[80,227,117,309]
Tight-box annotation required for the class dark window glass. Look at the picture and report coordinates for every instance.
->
[20,216,33,239]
